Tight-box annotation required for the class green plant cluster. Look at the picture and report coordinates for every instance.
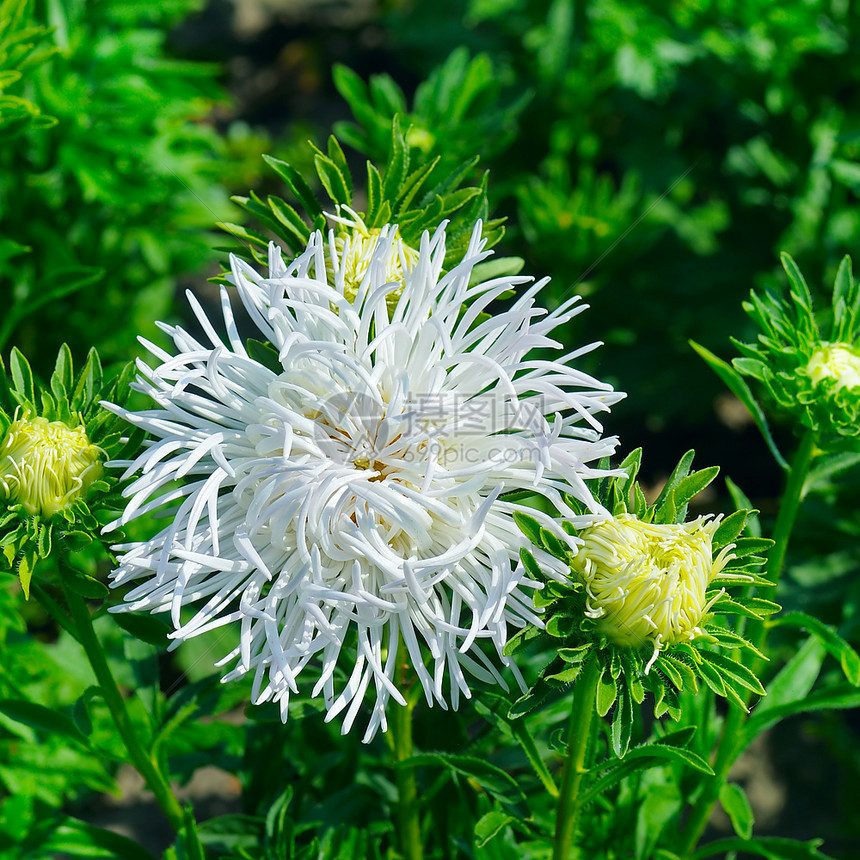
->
[0,0,235,377]
[221,121,509,274]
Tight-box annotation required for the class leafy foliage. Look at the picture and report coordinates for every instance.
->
[221,123,508,274]
[0,0,236,376]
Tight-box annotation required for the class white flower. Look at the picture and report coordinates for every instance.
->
[105,221,623,740]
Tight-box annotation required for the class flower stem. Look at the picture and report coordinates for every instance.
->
[760,429,816,595]
[677,428,817,857]
[553,656,601,860]
[61,582,186,833]
[390,696,422,860]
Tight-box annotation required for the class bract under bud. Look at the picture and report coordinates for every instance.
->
[0,416,102,517]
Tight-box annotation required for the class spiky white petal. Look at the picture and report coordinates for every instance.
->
[106,221,623,740]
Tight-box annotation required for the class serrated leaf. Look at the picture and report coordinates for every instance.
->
[625,742,714,775]
[314,153,352,206]
[697,649,766,696]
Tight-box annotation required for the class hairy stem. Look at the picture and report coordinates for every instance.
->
[61,582,185,833]
[553,656,601,860]
[678,428,817,856]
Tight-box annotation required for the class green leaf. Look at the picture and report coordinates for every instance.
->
[624,742,714,775]
[263,154,321,217]
[267,195,312,250]
[697,649,766,696]
[513,511,544,548]
[62,530,92,552]
[45,817,159,860]
[610,681,633,756]
[690,341,789,470]
[9,346,34,406]
[692,835,833,860]
[757,637,825,715]
[64,570,109,599]
[743,682,860,747]
[474,811,515,848]
[769,612,860,685]
[539,526,568,560]
[111,611,172,647]
[596,667,618,717]
[725,478,761,537]
[402,753,527,815]
[0,699,87,744]
[383,115,408,202]
[719,782,754,840]
[16,546,37,600]
[246,338,283,375]
[314,152,352,207]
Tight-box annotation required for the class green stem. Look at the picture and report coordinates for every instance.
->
[760,428,816,593]
[61,582,185,833]
[677,428,817,857]
[390,696,422,860]
[553,656,601,860]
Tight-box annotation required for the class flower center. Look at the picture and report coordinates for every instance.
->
[0,416,103,517]
[806,343,860,391]
[571,514,733,666]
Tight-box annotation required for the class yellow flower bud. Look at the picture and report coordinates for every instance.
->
[328,211,419,307]
[0,416,103,517]
[571,514,734,670]
[806,343,860,391]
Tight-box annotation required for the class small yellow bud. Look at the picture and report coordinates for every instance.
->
[329,211,419,307]
[570,514,734,670]
[806,343,860,391]
[0,416,102,517]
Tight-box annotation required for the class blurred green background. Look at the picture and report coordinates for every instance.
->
[2,0,860,856]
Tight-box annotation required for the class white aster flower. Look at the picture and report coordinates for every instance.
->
[105,220,623,741]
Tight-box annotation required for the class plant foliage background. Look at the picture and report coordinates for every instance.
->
[2,0,860,858]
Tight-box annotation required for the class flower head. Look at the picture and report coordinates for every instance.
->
[806,343,860,391]
[725,253,860,442]
[571,513,734,670]
[106,220,623,740]
[0,415,103,517]
[0,345,133,599]
[511,449,774,746]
